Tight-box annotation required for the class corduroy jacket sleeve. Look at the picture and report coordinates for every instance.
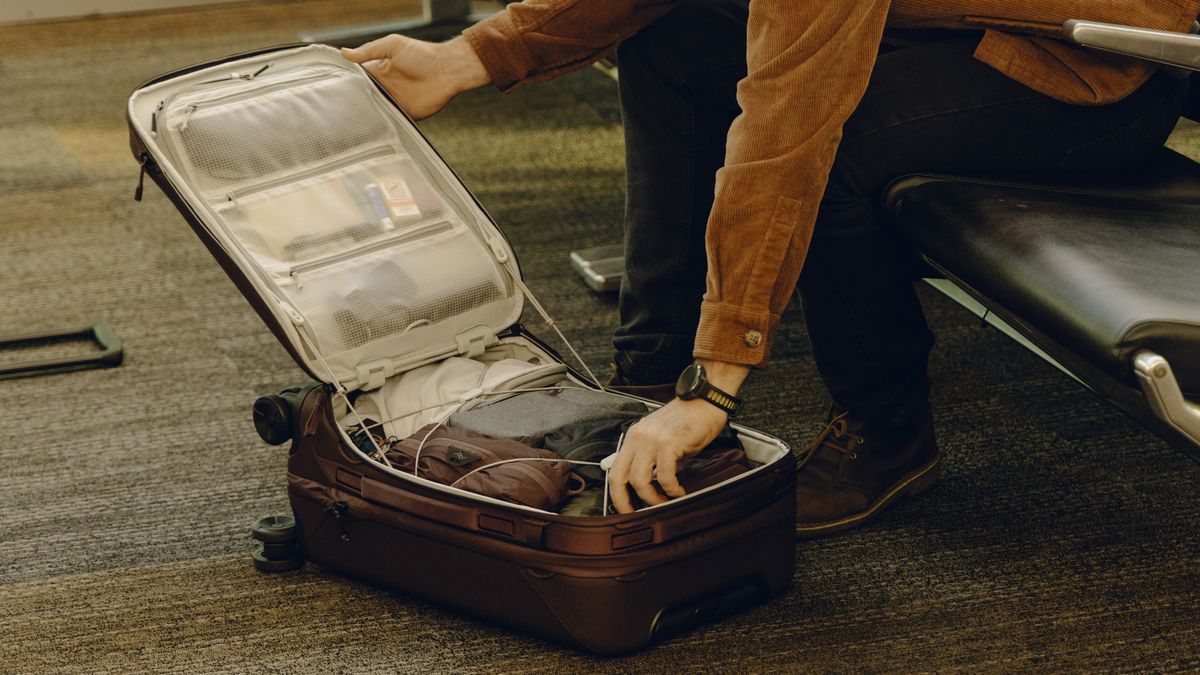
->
[694,1,892,366]
[465,0,896,368]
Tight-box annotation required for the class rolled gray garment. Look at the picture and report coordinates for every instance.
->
[559,487,606,517]
[447,387,649,442]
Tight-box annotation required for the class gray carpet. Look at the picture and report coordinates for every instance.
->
[1,2,1198,672]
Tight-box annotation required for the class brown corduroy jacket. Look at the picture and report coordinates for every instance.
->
[463,1,1200,368]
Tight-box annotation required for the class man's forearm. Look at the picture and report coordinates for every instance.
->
[439,37,493,94]
[698,359,751,397]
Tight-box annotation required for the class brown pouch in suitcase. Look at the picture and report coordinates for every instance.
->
[386,425,584,511]
[676,446,756,493]
[623,444,757,511]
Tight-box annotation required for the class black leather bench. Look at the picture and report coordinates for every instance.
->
[887,21,1200,457]
[888,149,1200,456]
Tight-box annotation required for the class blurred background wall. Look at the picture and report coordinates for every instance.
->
[0,1,251,24]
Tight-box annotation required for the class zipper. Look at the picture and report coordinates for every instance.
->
[224,145,393,205]
[360,72,524,287]
[157,64,332,132]
[131,43,298,93]
[394,435,505,473]
[155,65,340,185]
[150,100,165,134]
[288,471,793,567]
[133,152,158,202]
[327,501,351,542]
[284,219,454,284]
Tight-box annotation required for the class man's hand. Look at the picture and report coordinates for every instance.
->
[608,360,750,514]
[341,35,490,119]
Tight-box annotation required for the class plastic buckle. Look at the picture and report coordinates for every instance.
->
[454,326,495,359]
[354,359,393,391]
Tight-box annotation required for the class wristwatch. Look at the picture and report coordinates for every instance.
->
[674,363,743,417]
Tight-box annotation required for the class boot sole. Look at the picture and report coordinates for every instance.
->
[794,452,943,539]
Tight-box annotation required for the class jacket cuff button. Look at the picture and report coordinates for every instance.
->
[743,330,762,348]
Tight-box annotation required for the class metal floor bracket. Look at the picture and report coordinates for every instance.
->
[0,321,123,380]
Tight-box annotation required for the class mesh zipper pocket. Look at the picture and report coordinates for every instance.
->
[218,151,455,268]
[159,64,397,196]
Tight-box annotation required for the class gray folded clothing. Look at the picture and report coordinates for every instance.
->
[542,414,640,483]
[559,487,606,517]
[447,387,648,442]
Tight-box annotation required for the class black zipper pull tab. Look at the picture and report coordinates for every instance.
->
[326,501,351,542]
[249,61,272,79]
[134,153,151,202]
[151,100,164,133]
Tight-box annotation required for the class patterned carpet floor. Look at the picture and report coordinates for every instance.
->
[0,2,1197,672]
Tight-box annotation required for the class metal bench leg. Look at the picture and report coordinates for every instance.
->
[1133,351,1200,447]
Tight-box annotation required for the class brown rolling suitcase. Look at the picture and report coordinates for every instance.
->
[127,44,796,655]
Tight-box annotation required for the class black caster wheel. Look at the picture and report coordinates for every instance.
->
[251,547,303,572]
[250,514,303,573]
[253,395,293,445]
[251,514,297,544]
[259,540,298,559]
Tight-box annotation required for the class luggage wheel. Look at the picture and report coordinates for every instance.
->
[253,386,314,446]
[250,514,303,572]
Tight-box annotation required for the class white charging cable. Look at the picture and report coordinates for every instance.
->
[599,433,625,517]
[448,457,603,489]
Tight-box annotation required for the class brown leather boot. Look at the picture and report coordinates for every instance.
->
[794,410,941,538]
[604,363,676,404]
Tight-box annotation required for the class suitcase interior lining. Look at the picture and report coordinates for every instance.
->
[129,46,524,387]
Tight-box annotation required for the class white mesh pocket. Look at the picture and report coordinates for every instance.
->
[219,154,451,267]
[164,67,396,196]
[278,229,507,355]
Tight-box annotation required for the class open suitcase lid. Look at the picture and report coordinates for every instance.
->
[128,44,524,390]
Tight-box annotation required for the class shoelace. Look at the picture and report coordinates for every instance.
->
[796,412,865,471]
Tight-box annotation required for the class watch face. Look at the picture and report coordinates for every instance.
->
[675,363,703,399]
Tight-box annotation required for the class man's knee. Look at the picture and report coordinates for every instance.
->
[816,149,880,227]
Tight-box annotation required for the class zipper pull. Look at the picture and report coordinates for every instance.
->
[326,501,351,542]
[151,100,165,134]
[248,61,272,79]
[134,153,153,202]
[290,269,303,291]
[179,104,197,131]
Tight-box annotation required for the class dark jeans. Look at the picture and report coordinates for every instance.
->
[612,0,1184,427]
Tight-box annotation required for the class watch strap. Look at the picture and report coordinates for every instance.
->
[698,381,743,417]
